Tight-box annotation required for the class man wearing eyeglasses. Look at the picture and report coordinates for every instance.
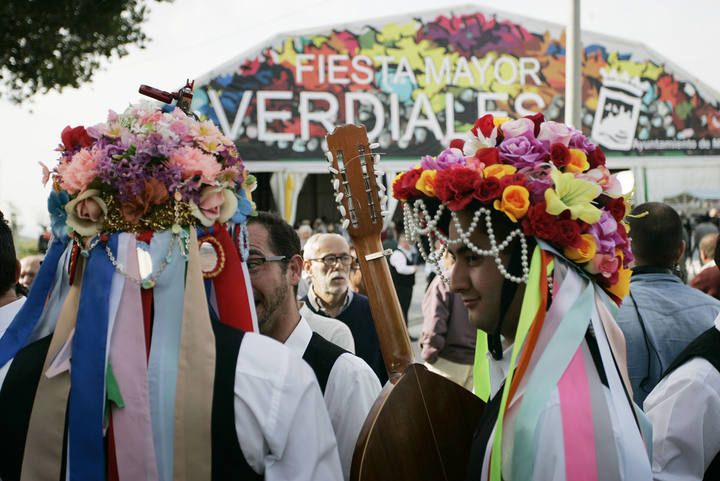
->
[301,233,388,385]
[246,212,382,480]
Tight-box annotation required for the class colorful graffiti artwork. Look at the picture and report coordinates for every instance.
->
[192,9,720,159]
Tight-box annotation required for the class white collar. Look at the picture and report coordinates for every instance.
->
[0,296,26,337]
[700,260,717,272]
[486,342,515,398]
[284,316,313,357]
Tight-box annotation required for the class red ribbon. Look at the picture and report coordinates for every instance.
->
[211,226,254,331]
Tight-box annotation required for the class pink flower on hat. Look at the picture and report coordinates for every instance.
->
[169,146,222,184]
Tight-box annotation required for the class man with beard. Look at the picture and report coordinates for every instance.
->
[246,212,382,480]
[0,211,25,338]
[301,233,388,384]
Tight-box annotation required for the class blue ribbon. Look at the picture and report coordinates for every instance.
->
[147,232,185,481]
[68,234,118,481]
[0,238,67,368]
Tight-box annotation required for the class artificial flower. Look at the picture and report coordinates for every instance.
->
[434,167,481,211]
[61,126,93,151]
[48,190,70,240]
[549,143,570,168]
[473,177,502,203]
[473,147,501,166]
[120,179,169,225]
[493,185,530,222]
[58,147,103,195]
[483,164,516,179]
[498,136,549,168]
[392,169,423,200]
[565,149,589,173]
[586,252,620,278]
[564,233,597,263]
[231,188,255,225]
[415,170,438,196]
[524,113,545,136]
[587,146,607,169]
[606,266,632,302]
[191,186,237,227]
[501,118,535,139]
[65,189,107,236]
[537,121,575,146]
[169,146,222,184]
[544,167,602,224]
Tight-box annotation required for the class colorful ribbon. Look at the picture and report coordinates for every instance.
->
[0,238,67,367]
[68,234,118,480]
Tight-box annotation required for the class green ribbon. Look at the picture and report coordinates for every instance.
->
[489,246,544,481]
[107,362,125,409]
[473,330,490,401]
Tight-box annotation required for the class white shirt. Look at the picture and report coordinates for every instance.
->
[300,302,355,353]
[644,314,720,481]
[0,297,26,385]
[285,317,382,481]
[389,248,416,275]
[0,324,343,481]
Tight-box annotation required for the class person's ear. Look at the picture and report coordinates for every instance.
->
[677,239,686,263]
[288,255,304,286]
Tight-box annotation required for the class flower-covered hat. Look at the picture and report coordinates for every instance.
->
[0,93,258,480]
[48,101,255,239]
[392,113,633,304]
[393,117,652,480]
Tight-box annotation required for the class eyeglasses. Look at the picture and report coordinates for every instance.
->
[246,255,287,272]
[308,254,353,267]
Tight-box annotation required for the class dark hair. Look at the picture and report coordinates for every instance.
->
[628,202,683,268]
[0,211,18,293]
[247,211,302,260]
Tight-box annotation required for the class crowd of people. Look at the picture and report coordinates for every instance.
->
[2,99,720,481]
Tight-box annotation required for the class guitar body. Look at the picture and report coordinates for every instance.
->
[325,124,485,481]
[352,364,485,481]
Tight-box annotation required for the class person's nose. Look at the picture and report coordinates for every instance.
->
[449,262,469,293]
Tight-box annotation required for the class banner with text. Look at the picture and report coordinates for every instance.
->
[192,7,720,159]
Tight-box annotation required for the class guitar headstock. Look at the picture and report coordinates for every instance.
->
[325,124,389,241]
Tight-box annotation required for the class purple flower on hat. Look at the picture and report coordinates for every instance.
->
[569,131,595,152]
[420,148,465,170]
[498,136,549,169]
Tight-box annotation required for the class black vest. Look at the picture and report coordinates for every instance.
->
[662,327,720,481]
[389,249,416,288]
[0,320,262,481]
[302,332,349,393]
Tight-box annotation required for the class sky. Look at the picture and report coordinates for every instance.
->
[1,0,718,236]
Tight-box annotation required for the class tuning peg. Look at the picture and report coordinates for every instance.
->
[369,142,380,150]
[373,154,381,163]
[374,169,384,177]
[379,192,386,202]
[325,151,334,162]
[338,205,346,217]
[335,192,344,203]
[376,182,386,192]
[381,210,391,217]
[328,166,339,175]
[342,218,350,229]
[332,178,340,191]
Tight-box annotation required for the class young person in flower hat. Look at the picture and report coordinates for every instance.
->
[393,113,652,481]
[0,101,342,481]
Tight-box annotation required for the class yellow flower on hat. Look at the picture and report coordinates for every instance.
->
[493,185,530,222]
[483,164,516,179]
[493,116,511,127]
[607,265,632,301]
[415,170,438,196]
[564,233,597,263]
[545,166,602,224]
[565,148,590,173]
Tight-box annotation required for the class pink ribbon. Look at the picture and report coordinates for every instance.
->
[558,345,597,481]
[109,236,159,481]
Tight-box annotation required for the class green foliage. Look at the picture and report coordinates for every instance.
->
[0,0,167,103]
